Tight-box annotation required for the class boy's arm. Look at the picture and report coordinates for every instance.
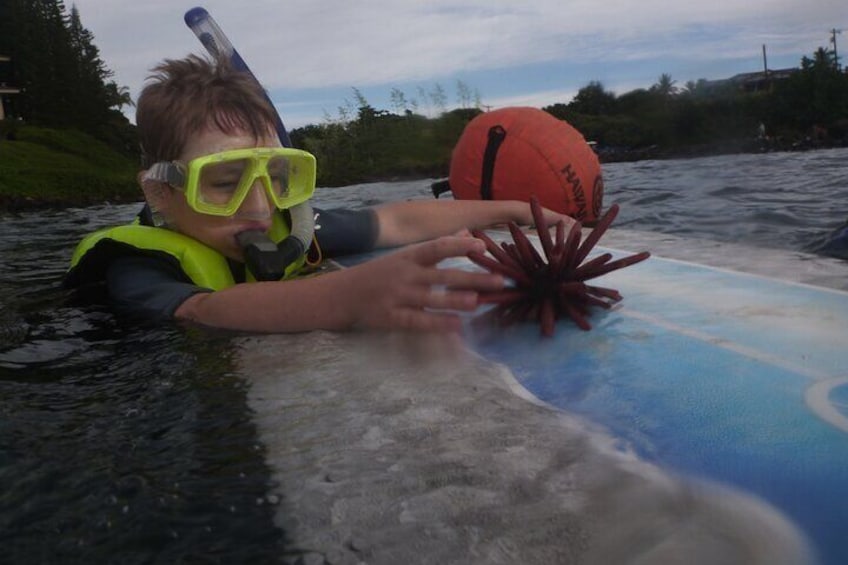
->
[373,199,575,247]
[106,255,212,319]
[174,236,503,333]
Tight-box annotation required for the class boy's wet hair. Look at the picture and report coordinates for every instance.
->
[136,54,279,167]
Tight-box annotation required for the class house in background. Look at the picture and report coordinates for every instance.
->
[700,67,799,94]
[0,55,21,120]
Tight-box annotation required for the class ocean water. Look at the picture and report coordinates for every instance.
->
[1,148,846,563]
[312,147,848,256]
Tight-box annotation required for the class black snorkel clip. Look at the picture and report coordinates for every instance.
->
[236,228,307,282]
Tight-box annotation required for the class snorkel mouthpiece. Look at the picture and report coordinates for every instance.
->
[236,229,306,281]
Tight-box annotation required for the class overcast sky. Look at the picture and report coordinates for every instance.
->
[71,0,844,130]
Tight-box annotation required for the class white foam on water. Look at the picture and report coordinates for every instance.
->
[240,331,815,565]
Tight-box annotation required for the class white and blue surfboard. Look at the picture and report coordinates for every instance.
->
[337,227,848,565]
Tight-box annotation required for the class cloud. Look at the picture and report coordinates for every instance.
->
[73,0,845,128]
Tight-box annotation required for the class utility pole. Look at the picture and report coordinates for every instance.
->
[762,44,769,76]
[831,28,842,71]
[761,44,770,90]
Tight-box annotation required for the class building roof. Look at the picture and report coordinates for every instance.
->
[700,67,799,91]
[727,68,799,84]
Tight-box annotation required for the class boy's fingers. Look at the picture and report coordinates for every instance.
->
[423,267,504,292]
[411,237,486,265]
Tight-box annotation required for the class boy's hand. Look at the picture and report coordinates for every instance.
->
[345,236,504,332]
[514,203,576,231]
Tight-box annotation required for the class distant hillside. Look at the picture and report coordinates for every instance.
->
[0,124,140,211]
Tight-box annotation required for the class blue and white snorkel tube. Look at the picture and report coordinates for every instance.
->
[184,7,314,281]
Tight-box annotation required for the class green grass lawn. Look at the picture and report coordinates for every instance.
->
[0,125,140,210]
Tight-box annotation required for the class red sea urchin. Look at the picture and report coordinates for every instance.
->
[468,196,651,336]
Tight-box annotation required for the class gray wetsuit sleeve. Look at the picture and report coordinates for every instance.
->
[106,255,211,320]
[313,207,379,257]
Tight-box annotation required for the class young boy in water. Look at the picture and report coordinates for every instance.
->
[65,55,571,333]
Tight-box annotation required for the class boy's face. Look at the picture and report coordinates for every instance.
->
[145,125,280,262]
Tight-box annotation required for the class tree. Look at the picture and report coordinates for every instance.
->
[651,73,678,98]
[429,83,447,115]
[389,87,408,115]
[681,79,711,98]
[456,80,473,109]
[778,47,848,129]
[350,87,386,124]
[568,81,617,115]
[653,73,678,96]
[416,86,431,116]
[105,83,133,109]
[614,88,654,115]
[0,0,133,144]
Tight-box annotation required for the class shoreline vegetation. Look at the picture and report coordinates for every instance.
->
[1,1,846,213]
[1,116,846,214]
[0,123,139,212]
[3,91,846,214]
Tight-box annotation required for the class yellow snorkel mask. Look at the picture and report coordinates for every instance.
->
[143,147,316,216]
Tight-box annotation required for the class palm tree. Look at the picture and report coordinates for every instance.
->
[652,73,678,98]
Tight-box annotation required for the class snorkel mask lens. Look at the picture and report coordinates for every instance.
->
[188,148,315,215]
[145,147,316,216]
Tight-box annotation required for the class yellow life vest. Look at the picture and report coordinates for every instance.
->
[65,211,307,291]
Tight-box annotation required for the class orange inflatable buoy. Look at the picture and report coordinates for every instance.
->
[447,107,604,223]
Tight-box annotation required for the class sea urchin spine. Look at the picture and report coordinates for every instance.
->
[469,196,650,336]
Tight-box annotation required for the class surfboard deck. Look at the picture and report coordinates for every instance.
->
[336,227,848,565]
